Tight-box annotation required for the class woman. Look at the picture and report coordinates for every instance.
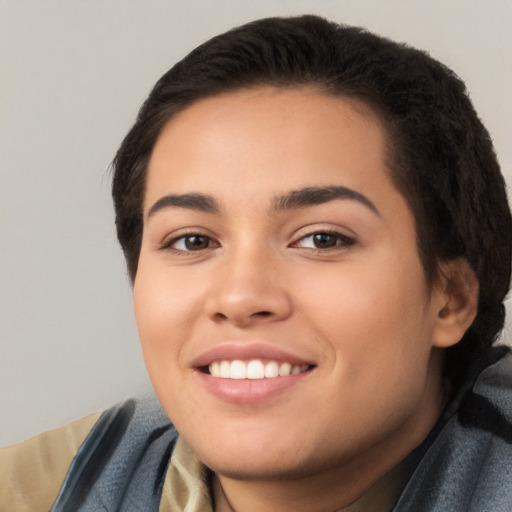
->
[2,15,511,512]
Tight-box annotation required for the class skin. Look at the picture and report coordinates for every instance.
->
[134,87,477,511]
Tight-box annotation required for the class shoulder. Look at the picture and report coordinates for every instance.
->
[51,394,178,511]
[458,346,512,443]
[0,412,101,512]
[0,394,177,512]
[395,347,512,511]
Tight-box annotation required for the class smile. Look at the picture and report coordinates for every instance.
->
[208,359,310,379]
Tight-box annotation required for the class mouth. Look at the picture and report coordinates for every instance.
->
[203,359,312,379]
[192,343,316,402]
[192,344,316,403]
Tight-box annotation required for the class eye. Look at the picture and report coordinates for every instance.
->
[163,233,219,252]
[294,231,355,250]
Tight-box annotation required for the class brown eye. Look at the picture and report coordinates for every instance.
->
[165,234,219,252]
[184,235,210,250]
[295,231,355,250]
[312,233,338,248]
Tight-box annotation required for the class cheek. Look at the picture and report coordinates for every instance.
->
[133,263,201,371]
[133,267,205,422]
[296,254,434,369]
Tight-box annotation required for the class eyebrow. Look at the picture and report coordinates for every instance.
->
[147,185,380,219]
[272,186,380,216]
[147,193,220,219]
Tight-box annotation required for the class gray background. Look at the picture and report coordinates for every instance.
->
[1,0,511,447]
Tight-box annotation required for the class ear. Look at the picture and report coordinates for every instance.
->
[431,259,479,348]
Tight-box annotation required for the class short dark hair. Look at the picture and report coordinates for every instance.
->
[111,15,511,386]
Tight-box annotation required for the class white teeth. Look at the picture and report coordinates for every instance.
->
[264,361,279,378]
[208,359,309,379]
[279,362,292,376]
[219,361,231,378]
[291,365,302,375]
[247,360,265,379]
[230,360,247,379]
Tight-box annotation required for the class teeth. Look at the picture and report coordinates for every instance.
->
[264,361,279,378]
[291,365,302,375]
[279,362,292,376]
[208,359,309,379]
[247,360,264,379]
[219,361,231,378]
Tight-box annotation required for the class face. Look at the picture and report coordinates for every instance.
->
[134,87,449,481]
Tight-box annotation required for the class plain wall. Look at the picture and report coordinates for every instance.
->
[1,0,511,446]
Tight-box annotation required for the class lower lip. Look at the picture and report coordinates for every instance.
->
[195,369,312,403]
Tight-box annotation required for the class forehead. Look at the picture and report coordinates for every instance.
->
[145,87,400,215]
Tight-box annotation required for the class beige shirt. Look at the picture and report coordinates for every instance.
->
[0,415,410,512]
[0,413,102,512]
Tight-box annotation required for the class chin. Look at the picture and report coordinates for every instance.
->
[204,453,329,482]
[191,430,345,483]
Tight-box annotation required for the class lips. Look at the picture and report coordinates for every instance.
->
[191,343,316,402]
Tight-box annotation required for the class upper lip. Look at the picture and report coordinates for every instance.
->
[191,343,316,369]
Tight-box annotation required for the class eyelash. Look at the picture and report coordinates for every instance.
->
[292,230,356,252]
[160,229,356,255]
[160,232,219,253]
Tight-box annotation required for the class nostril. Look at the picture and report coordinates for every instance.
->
[254,311,272,317]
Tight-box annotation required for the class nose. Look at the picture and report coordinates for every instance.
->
[205,248,293,328]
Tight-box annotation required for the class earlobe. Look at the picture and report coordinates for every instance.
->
[431,259,479,348]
